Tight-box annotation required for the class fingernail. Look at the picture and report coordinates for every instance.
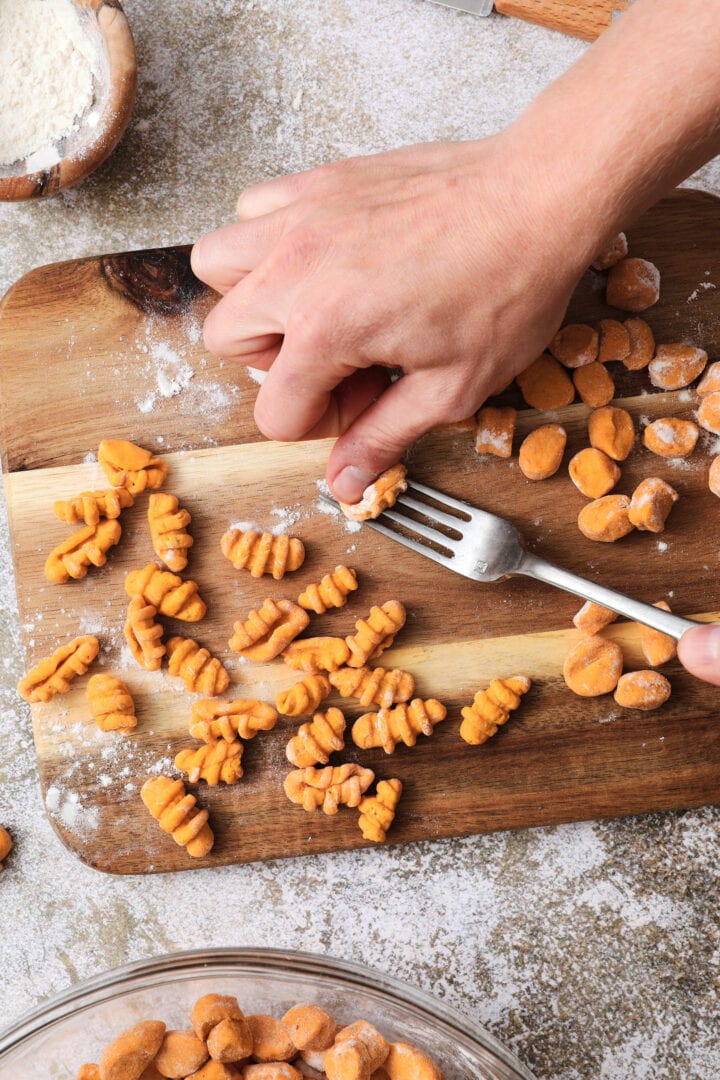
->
[681,624,720,665]
[331,466,376,504]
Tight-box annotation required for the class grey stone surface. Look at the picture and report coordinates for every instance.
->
[0,2,719,1078]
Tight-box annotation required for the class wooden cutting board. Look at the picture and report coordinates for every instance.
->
[2,189,720,875]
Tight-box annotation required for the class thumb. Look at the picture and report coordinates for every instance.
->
[327,374,450,503]
[677,624,720,686]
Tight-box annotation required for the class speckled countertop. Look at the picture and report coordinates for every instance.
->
[1,3,719,1077]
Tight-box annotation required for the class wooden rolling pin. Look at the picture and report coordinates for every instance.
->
[495,0,632,42]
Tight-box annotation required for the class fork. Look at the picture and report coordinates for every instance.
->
[321,479,700,640]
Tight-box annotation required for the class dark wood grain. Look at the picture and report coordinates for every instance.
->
[1,190,720,874]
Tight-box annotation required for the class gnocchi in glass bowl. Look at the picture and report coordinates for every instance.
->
[0,948,535,1080]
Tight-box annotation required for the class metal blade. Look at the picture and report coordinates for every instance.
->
[426,0,494,14]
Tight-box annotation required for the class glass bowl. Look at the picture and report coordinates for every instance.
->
[0,949,535,1080]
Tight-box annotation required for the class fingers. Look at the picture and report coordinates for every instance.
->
[677,624,720,686]
[303,367,392,440]
[200,278,285,360]
[191,212,287,295]
[253,338,357,442]
[237,168,317,220]
[327,374,449,503]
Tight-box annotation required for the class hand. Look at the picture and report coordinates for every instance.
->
[678,625,720,686]
[191,133,594,502]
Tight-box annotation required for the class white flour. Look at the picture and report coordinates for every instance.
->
[0,0,98,167]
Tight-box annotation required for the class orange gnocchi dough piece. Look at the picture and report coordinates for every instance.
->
[573,601,618,636]
[281,1004,336,1053]
[563,638,623,697]
[53,487,134,526]
[572,362,615,408]
[697,391,720,435]
[98,439,168,494]
[286,708,346,768]
[155,1030,208,1079]
[284,763,375,815]
[99,1020,166,1080]
[339,465,408,522]
[86,673,137,732]
[568,448,621,499]
[587,406,635,461]
[18,635,99,703]
[246,1015,296,1062]
[229,599,309,662]
[709,456,720,498]
[606,257,660,312]
[45,519,122,583]
[628,477,678,533]
[0,825,12,870]
[148,493,194,573]
[614,670,671,710]
[474,405,516,458]
[643,417,699,458]
[697,361,720,396]
[166,636,230,697]
[596,319,630,364]
[623,318,655,370]
[283,637,351,674]
[221,529,305,579]
[591,232,628,271]
[648,343,707,390]
[518,424,567,480]
[189,698,278,743]
[578,495,634,543]
[384,1041,444,1080]
[358,779,403,843]
[640,601,677,667]
[549,324,598,368]
[141,776,214,858]
[516,353,575,410]
[241,1066,301,1080]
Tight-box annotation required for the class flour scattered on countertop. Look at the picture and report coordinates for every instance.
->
[314,483,362,533]
[687,281,716,302]
[270,503,304,534]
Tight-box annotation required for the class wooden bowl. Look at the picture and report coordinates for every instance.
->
[0,0,136,201]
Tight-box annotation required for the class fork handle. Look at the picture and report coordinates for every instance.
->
[517,552,701,640]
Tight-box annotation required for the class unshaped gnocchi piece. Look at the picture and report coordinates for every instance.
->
[148,493,194,572]
[596,319,630,364]
[98,438,168,494]
[643,417,699,458]
[697,391,720,435]
[186,1063,238,1080]
[648,343,707,390]
[578,495,634,543]
[563,637,623,697]
[572,362,615,408]
[384,1041,444,1080]
[518,424,567,480]
[339,464,408,522]
[190,995,247,1043]
[17,635,99,703]
[591,232,628,271]
[229,599,309,662]
[568,448,621,499]
[710,456,720,498]
[548,324,598,368]
[99,1019,166,1080]
[697,361,720,396]
[282,1005,336,1053]
[221,528,305,580]
[208,1017,254,1063]
[326,1021,389,1080]
[246,1015,296,1062]
[45,518,122,583]
[587,406,635,461]
[0,825,12,870]
[155,1030,208,1079]
[242,1066,301,1080]
[573,601,618,636]
[474,405,516,457]
[628,478,678,533]
[614,670,671,710]
[640,601,677,667]
[516,353,575,410]
[623,318,655,370]
[606,257,660,312]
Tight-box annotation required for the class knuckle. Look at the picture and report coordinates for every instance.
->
[286,302,332,353]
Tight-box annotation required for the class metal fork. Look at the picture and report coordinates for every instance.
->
[321,479,700,640]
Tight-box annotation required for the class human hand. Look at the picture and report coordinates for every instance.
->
[678,625,720,686]
[191,133,596,503]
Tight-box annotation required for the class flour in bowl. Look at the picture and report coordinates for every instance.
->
[0,0,99,168]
